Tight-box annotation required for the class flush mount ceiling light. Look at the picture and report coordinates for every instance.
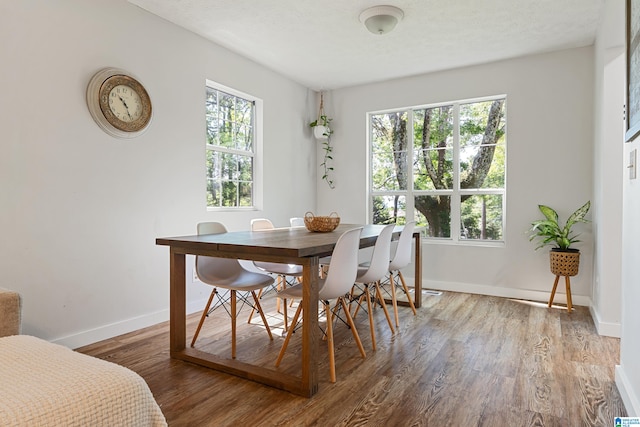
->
[359,5,404,35]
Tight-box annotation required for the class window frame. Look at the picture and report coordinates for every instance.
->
[205,79,263,211]
[367,95,507,246]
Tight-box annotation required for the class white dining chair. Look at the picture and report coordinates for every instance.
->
[351,223,396,351]
[386,221,418,327]
[190,222,275,358]
[290,217,305,227]
[275,227,366,382]
[249,218,303,331]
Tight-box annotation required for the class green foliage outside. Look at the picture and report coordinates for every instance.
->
[205,88,255,208]
[371,99,506,240]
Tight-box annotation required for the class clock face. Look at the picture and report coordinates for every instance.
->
[89,71,152,136]
[108,84,143,123]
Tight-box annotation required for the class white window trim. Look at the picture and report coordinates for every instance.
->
[205,79,263,211]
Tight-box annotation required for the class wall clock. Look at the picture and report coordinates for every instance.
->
[86,68,153,138]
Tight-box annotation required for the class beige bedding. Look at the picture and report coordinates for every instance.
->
[0,335,166,426]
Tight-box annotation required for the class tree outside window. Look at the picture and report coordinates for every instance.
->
[370,97,506,243]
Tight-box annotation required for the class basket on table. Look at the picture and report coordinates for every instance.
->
[304,212,340,232]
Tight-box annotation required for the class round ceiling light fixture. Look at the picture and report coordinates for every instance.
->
[359,5,404,35]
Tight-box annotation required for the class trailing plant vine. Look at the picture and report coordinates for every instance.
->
[310,92,335,189]
[315,119,335,189]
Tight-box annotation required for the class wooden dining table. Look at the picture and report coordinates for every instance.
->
[155,223,422,397]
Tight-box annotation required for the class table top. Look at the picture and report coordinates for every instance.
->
[156,223,400,259]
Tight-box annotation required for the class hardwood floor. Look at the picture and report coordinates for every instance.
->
[77,290,627,426]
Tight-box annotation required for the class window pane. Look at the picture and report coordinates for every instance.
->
[238,155,252,181]
[207,180,221,207]
[218,120,234,149]
[205,89,218,145]
[206,150,218,179]
[459,99,506,190]
[460,194,503,240]
[221,181,238,207]
[234,124,253,151]
[372,195,406,224]
[413,106,454,190]
[239,182,252,207]
[415,195,451,238]
[371,112,408,191]
[235,97,253,127]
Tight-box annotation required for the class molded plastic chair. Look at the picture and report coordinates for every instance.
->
[290,217,305,227]
[352,223,396,350]
[275,227,366,383]
[249,218,303,331]
[190,222,275,358]
[386,222,418,327]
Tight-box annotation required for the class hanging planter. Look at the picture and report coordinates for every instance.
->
[310,92,335,189]
[313,125,330,140]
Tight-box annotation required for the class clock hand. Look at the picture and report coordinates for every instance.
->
[118,96,133,120]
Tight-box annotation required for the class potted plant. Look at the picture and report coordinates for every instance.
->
[310,92,335,188]
[310,114,333,141]
[528,200,591,277]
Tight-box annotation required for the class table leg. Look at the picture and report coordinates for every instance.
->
[300,257,320,395]
[169,248,186,353]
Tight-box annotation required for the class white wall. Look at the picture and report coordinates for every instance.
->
[322,48,595,304]
[0,0,315,347]
[592,0,625,338]
[596,0,640,416]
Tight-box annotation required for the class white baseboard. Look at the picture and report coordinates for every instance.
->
[52,309,169,349]
[53,299,207,350]
[589,305,621,338]
[616,365,640,416]
[419,278,592,307]
[53,278,610,348]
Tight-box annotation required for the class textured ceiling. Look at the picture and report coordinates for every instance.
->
[128,0,605,90]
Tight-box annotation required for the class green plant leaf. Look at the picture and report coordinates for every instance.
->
[565,200,591,229]
[538,205,558,223]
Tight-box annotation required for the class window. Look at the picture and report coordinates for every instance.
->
[369,96,506,243]
[205,81,262,209]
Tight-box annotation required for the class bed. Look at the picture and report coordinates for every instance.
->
[0,288,167,426]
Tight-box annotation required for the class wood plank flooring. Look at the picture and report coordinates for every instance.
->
[77,290,627,426]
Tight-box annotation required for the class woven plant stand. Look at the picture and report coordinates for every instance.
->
[548,250,580,313]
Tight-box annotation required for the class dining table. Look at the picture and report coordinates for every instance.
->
[155,223,422,397]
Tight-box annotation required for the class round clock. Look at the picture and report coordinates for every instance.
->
[86,68,153,138]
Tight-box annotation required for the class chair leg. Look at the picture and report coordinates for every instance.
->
[351,290,363,319]
[339,298,366,359]
[250,290,273,340]
[324,301,336,383]
[275,303,303,367]
[389,272,400,327]
[247,287,263,324]
[374,281,395,334]
[276,275,283,313]
[565,276,573,313]
[397,271,417,315]
[364,285,376,351]
[282,276,288,332]
[548,275,560,308]
[231,290,237,359]
[191,288,218,347]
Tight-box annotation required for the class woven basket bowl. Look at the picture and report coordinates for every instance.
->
[304,212,340,232]
[549,250,580,277]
